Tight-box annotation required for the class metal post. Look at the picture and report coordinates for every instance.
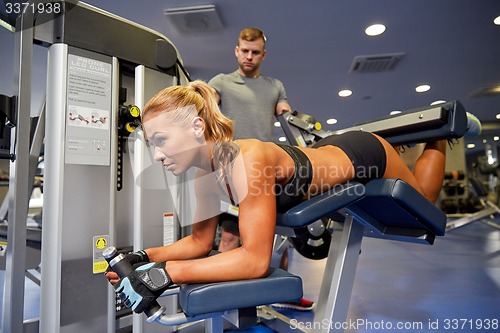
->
[2,7,35,333]
[313,215,364,333]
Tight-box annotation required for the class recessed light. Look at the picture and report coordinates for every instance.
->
[326,118,337,125]
[467,143,476,149]
[430,100,446,105]
[494,136,499,141]
[390,111,402,115]
[365,24,386,36]
[278,137,287,142]
[496,114,500,119]
[415,84,431,93]
[338,89,352,97]
[274,121,281,127]
[494,16,500,25]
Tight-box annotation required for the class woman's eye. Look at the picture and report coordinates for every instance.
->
[154,137,166,146]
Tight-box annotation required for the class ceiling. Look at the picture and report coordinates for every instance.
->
[1,0,500,153]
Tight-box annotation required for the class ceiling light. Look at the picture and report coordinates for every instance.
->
[274,121,281,127]
[278,137,287,142]
[467,143,476,149]
[430,100,446,105]
[365,24,386,36]
[415,84,431,93]
[338,89,352,97]
[390,111,402,115]
[496,114,500,119]
[494,16,500,25]
[469,85,500,98]
[326,118,337,125]
[494,136,499,141]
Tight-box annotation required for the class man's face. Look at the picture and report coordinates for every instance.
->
[235,39,266,76]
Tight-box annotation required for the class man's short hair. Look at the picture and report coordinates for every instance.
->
[238,27,267,46]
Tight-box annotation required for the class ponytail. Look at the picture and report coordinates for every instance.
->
[142,80,234,142]
[187,81,234,142]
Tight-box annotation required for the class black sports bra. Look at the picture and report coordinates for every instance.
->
[217,144,313,212]
[275,144,313,212]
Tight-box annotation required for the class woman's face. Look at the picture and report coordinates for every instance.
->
[143,114,205,175]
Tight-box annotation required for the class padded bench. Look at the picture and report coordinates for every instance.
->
[152,267,303,331]
[276,178,446,333]
[151,178,446,333]
[178,267,302,318]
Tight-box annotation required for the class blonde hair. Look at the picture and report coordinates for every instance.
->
[142,80,234,142]
[238,27,267,47]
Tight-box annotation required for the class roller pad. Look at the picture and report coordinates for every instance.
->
[349,178,447,241]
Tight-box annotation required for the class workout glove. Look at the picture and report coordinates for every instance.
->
[105,249,149,275]
[125,250,150,266]
[115,262,172,314]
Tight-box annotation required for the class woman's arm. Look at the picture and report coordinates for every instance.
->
[145,216,219,263]
[164,144,278,284]
[146,167,222,262]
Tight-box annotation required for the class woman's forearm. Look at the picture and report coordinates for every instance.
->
[145,234,213,262]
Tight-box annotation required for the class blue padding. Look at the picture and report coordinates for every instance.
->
[349,179,446,237]
[178,268,303,317]
[276,181,365,228]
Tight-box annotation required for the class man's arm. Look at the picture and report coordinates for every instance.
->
[276,101,292,116]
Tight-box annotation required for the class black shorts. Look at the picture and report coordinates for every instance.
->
[313,131,387,183]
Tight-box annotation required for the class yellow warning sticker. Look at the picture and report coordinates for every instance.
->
[93,235,109,274]
[94,261,109,274]
[95,237,108,249]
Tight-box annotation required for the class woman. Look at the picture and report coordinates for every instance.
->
[106,80,448,313]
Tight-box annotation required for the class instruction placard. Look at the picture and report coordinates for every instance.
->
[66,52,112,166]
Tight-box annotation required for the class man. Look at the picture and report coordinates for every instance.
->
[209,27,291,142]
[208,27,314,311]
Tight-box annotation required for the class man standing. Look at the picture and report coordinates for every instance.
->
[209,27,291,142]
[209,27,314,311]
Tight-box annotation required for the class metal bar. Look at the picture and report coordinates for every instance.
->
[39,43,68,333]
[1,6,34,333]
[313,216,364,333]
[445,206,497,231]
[107,56,120,333]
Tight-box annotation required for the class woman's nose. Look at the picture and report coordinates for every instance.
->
[154,147,165,162]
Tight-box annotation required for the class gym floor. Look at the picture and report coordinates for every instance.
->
[1,218,499,332]
[266,219,500,333]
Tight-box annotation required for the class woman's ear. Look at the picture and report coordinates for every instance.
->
[192,117,205,139]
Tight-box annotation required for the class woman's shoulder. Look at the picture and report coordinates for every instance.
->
[234,139,283,170]
[235,139,277,156]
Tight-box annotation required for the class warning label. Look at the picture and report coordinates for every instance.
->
[93,235,109,274]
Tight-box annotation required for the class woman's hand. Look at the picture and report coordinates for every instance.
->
[105,270,120,285]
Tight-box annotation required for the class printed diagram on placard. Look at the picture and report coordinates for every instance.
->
[68,105,110,130]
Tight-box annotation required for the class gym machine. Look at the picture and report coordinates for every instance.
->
[123,101,468,333]
[274,100,468,260]
[1,1,190,333]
